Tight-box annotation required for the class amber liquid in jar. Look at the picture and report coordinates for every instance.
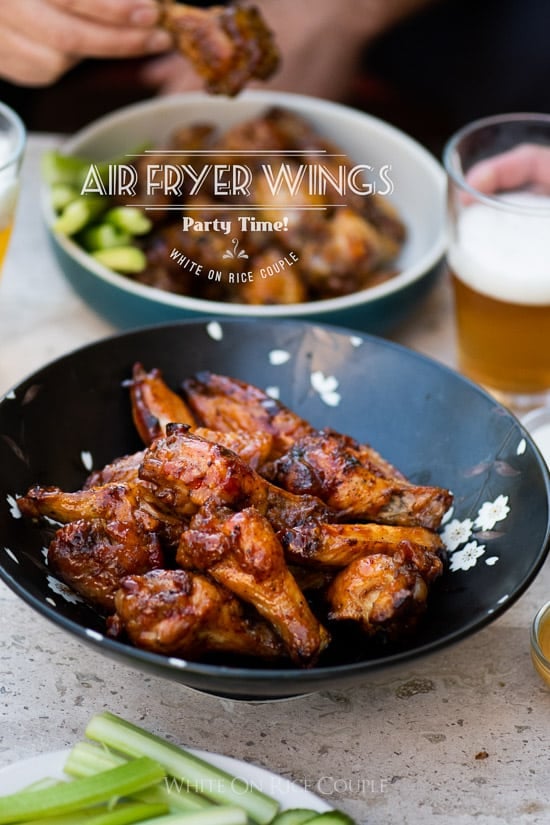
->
[451,272,550,395]
[537,611,550,659]
[449,193,550,400]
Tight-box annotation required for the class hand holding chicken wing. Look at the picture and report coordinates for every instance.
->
[159,1,279,96]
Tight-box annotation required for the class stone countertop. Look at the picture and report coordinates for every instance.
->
[1,135,549,825]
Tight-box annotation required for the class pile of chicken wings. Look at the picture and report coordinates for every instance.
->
[18,368,452,668]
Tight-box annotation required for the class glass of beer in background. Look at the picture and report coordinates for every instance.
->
[444,113,550,412]
[0,101,25,271]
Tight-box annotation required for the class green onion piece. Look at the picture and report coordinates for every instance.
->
[105,207,153,236]
[80,223,131,252]
[53,196,106,236]
[85,713,280,825]
[0,756,165,824]
[65,742,208,813]
[91,247,147,274]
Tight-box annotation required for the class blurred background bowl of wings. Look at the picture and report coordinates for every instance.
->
[41,90,446,332]
[1,319,548,699]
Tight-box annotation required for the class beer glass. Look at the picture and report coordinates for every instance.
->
[0,101,25,272]
[444,113,550,411]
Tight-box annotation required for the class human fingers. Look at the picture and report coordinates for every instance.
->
[47,0,160,28]
[467,144,550,194]
[140,53,203,94]
[0,24,77,86]
[0,0,172,64]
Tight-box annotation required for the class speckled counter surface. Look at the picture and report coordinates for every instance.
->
[1,137,550,825]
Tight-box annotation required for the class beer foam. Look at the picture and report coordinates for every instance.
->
[449,193,550,305]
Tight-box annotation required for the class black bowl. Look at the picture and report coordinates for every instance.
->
[1,319,549,699]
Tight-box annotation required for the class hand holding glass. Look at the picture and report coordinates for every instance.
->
[0,101,25,271]
[444,113,550,411]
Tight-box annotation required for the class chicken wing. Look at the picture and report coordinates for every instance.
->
[178,506,329,665]
[326,555,428,636]
[84,451,144,488]
[109,569,286,661]
[183,372,407,478]
[280,521,444,582]
[17,480,185,556]
[183,372,313,460]
[48,518,163,612]
[130,363,273,469]
[18,482,150,527]
[270,431,452,529]
[139,423,331,528]
[130,362,196,444]
[160,1,279,96]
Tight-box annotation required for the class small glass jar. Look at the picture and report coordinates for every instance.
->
[531,600,550,686]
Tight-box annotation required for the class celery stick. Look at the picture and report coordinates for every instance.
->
[0,757,165,824]
[105,207,152,236]
[65,742,208,812]
[18,778,63,792]
[85,713,279,825]
[294,814,355,825]
[92,247,147,274]
[269,810,319,825]
[54,196,106,236]
[20,802,168,825]
[144,808,247,825]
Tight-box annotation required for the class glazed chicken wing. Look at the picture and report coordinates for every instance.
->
[160,1,279,96]
[184,374,452,528]
[183,372,406,478]
[327,555,428,636]
[280,521,444,582]
[178,506,329,665]
[110,569,286,660]
[84,451,144,489]
[183,372,313,460]
[139,423,331,528]
[48,518,163,612]
[130,363,196,444]
[17,479,184,558]
[130,363,273,469]
[17,481,152,527]
[270,431,452,530]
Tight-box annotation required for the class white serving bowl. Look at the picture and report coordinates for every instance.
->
[44,90,447,331]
